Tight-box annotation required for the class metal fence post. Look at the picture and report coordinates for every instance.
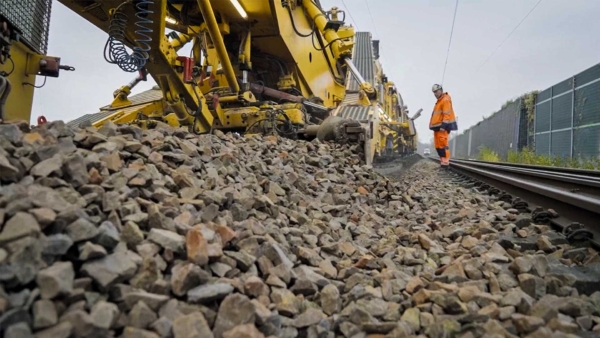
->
[467,129,472,158]
[533,96,537,153]
[549,87,553,156]
[506,98,522,153]
[570,76,575,159]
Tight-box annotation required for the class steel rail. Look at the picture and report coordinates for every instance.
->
[448,160,600,214]
[425,156,600,248]
[455,158,600,178]
[450,159,600,191]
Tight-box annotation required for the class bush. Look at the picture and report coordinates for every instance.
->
[478,146,500,162]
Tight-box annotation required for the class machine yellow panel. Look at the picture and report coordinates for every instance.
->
[1,0,74,124]
[1,41,36,122]
[3,0,418,166]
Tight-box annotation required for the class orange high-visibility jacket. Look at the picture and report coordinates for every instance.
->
[429,92,458,131]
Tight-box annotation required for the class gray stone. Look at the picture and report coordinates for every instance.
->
[66,217,100,242]
[171,263,209,297]
[129,301,158,329]
[59,309,104,337]
[148,229,185,254]
[172,312,214,338]
[293,308,325,328]
[320,284,341,315]
[30,155,63,177]
[261,242,294,269]
[36,261,74,299]
[81,252,138,288]
[0,212,41,245]
[122,327,161,338]
[94,221,120,250]
[90,300,120,330]
[547,262,600,295]
[62,153,89,187]
[124,292,170,311]
[0,123,23,143]
[224,250,256,272]
[5,322,34,338]
[150,317,173,338]
[213,293,255,338]
[222,324,266,338]
[78,241,108,260]
[187,283,234,304]
[42,234,74,256]
[33,299,58,329]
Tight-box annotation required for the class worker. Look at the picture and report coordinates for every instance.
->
[429,84,458,168]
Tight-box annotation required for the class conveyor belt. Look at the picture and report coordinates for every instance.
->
[336,93,371,121]
[337,32,375,121]
[346,32,375,92]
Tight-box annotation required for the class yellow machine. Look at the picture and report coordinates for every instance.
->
[1,0,418,164]
[0,1,75,124]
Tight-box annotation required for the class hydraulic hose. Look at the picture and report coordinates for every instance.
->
[0,76,11,120]
[104,0,154,72]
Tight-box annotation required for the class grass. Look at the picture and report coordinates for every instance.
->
[477,146,500,162]
[505,148,600,170]
[476,147,600,170]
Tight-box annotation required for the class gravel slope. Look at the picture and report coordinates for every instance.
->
[1,120,599,338]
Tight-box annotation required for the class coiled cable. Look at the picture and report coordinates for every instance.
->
[104,0,154,72]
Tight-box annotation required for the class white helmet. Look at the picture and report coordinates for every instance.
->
[432,84,443,92]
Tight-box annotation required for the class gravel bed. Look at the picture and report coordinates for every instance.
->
[1,120,600,338]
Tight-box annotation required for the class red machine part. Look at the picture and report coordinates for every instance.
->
[176,56,194,83]
[37,115,47,125]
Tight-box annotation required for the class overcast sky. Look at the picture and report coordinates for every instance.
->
[33,0,600,142]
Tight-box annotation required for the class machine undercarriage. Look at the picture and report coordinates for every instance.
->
[0,0,419,165]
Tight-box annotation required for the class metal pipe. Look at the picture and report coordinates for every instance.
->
[301,125,320,137]
[249,83,304,103]
[197,0,240,94]
[345,59,366,86]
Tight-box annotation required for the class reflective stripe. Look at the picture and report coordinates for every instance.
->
[442,110,451,115]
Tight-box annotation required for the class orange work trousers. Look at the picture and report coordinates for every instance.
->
[434,130,450,166]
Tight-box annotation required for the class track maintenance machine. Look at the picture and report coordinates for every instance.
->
[0,0,419,165]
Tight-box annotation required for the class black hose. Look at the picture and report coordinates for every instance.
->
[312,28,345,84]
[0,76,12,120]
[285,5,315,38]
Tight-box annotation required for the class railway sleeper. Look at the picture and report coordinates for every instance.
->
[447,162,597,249]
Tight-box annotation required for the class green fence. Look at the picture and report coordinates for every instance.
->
[534,63,600,159]
[449,98,528,160]
[449,62,600,162]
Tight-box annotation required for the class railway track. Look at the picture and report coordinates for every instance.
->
[426,156,600,250]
